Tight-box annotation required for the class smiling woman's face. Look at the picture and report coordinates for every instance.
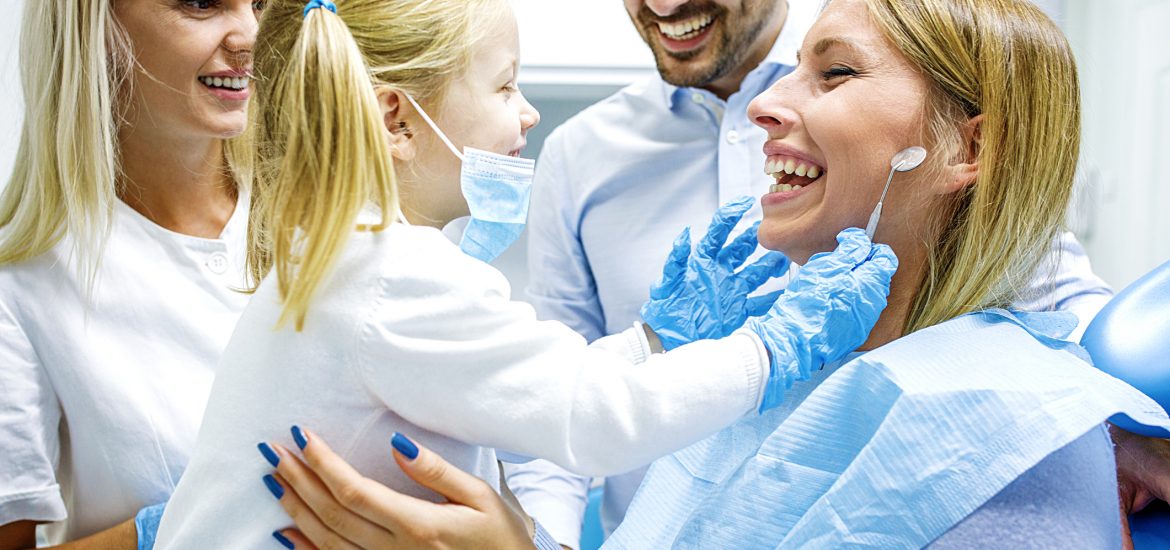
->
[115,0,261,141]
[747,0,944,264]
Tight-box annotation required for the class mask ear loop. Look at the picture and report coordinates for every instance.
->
[403,92,465,162]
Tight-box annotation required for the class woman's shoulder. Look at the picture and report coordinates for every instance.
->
[0,236,75,297]
[845,309,1096,397]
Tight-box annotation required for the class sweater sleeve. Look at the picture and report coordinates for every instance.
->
[356,230,768,477]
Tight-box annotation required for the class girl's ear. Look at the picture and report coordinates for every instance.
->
[376,86,416,161]
[936,114,983,195]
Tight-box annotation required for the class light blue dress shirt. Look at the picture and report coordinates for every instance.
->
[510,0,1114,545]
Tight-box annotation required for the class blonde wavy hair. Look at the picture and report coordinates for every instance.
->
[857,0,1081,333]
[248,0,507,330]
[0,0,249,290]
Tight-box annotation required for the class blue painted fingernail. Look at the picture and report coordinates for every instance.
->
[291,426,308,450]
[258,442,279,467]
[391,432,419,460]
[263,474,284,499]
[272,531,295,549]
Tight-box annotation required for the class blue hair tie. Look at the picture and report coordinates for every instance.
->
[303,0,337,18]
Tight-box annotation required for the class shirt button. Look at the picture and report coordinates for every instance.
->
[726,130,741,144]
[206,252,229,275]
[692,92,705,104]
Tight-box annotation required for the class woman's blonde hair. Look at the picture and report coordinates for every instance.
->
[0,0,250,290]
[248,0,507,330]
[859,0,1081,333]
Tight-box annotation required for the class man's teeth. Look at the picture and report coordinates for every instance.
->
[199,76,249,91]
[657,13,714,40]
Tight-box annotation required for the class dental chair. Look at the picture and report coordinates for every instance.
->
[1081,259,1170,546]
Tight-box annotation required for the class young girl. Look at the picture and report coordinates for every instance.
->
[152,0,895,547]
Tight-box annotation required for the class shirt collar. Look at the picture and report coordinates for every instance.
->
[658,0,821,108]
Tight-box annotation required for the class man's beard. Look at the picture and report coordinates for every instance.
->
[635,0,778,88]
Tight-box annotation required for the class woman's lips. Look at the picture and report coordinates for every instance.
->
[762,179,813,206]
[202,84,250,102]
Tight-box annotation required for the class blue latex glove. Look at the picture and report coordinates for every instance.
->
[746,227,897,412]
[135,502,167,550]
[641,196,791,350]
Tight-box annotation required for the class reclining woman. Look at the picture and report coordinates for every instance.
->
[259,0,1170,547]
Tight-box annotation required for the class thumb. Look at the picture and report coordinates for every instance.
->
[390,432,496,508]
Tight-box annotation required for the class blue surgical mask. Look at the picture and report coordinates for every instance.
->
[404,93,536,263]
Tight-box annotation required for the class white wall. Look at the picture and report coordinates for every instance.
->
[515,0,655,101]
[514,0,653,71]
[0,0,24,187]
[1065,0,1170,288]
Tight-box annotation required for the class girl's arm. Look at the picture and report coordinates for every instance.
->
[360,227,891,477]
[0,519,136,550]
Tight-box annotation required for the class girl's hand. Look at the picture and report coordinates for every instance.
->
[262,429,534,549]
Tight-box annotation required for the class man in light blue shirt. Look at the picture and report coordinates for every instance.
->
[508,0,1125,547]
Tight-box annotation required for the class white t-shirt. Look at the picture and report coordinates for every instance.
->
[154,211,769,549]
[0,195,249,543]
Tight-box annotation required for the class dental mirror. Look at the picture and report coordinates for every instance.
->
[865,146,928,239]
[891,146,927,173]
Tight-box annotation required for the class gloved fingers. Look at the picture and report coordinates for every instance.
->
[833,228,877,265]
[851,242,898,282]
[717,221,761,268]
[799,228,876,278]
[860,242,898,273]
[738,251,791,289]
[746,290,784,317]
[843,245,897,308]
[698,196,755,259]
[650,227,692,300]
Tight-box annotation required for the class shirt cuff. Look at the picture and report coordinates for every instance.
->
[533,520,564,550]
[732,328,771,412]
[0,486,66,526]
[588,325,652,365]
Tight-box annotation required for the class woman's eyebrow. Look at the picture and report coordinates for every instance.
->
[796,36,868,64]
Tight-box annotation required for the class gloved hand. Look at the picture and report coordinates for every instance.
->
[640,196,791,350]
[135,501,167,550]
[745,227,897,412]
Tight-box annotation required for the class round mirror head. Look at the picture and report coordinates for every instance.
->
[891,146,928,172]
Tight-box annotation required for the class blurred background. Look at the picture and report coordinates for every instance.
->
[0,0,1166,293]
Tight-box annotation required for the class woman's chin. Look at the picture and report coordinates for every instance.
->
[758,228,811,265]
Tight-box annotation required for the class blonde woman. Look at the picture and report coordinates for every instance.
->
[255,0,1170,548]
[0,1,261,548]
[615,0,1170,545]
[149,0,899,547]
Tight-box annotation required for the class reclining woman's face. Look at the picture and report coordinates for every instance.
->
[747,0,950,264]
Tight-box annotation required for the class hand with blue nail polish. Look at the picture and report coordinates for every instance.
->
[640,196,790,350]
[265,430,533,550]
[291,425,309,450]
